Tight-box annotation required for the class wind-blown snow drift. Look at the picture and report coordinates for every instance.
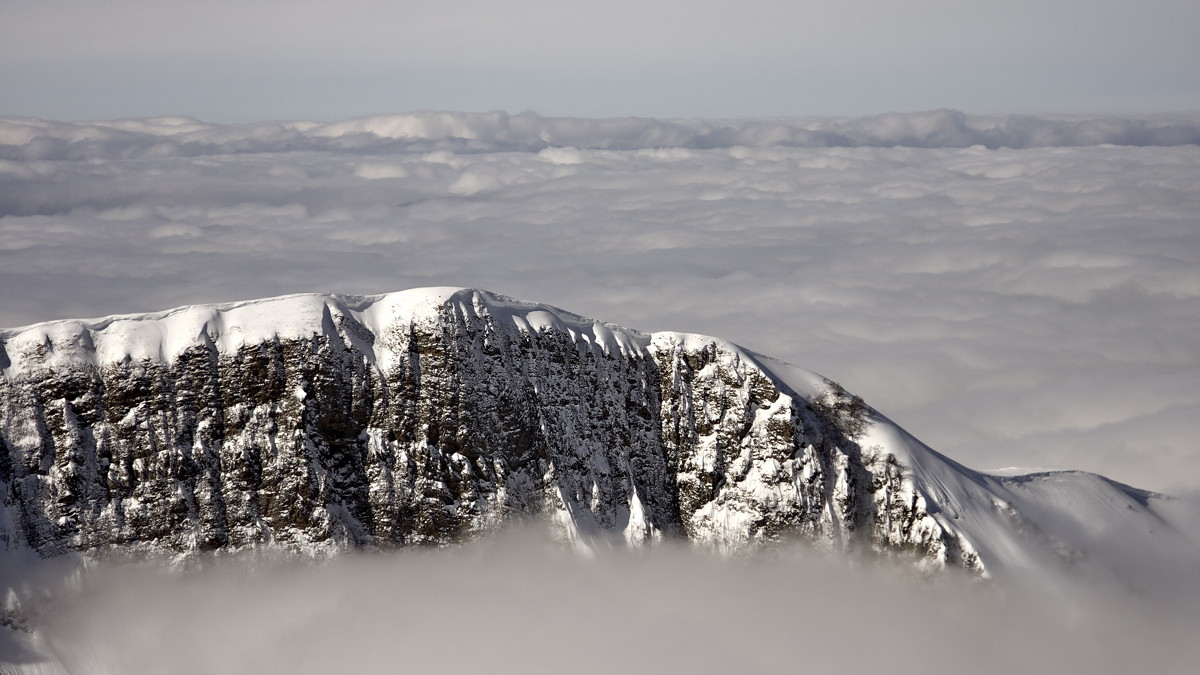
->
[1,288,1193,594]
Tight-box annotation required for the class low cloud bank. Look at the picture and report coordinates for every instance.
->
[3,109,1199,161]
[3,531,1199,674]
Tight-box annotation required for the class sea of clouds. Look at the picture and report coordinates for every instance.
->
[2,109,1198,500]
[3,108,1200,674]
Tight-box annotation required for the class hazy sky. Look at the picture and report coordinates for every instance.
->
[3,0,1199,121]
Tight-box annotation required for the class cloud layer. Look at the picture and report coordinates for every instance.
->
[2,111,1198,497]
[13,533,1200,675]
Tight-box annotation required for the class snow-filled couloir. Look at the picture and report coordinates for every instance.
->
[0,288,1194,590]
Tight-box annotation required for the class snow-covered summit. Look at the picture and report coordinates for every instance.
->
[0,288,658,375]
[1,288,1194,596]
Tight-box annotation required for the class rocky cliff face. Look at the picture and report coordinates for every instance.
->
[0,288,1022,574]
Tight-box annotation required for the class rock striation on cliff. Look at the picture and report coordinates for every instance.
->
[0,289,1183,581]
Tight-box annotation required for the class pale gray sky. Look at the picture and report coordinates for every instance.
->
[2,0,1199,121]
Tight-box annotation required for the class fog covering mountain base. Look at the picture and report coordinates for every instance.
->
[2,288,1192,596]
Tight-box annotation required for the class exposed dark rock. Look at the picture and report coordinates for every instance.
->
[0,290,979,573]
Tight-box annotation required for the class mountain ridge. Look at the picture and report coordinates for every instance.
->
[1,288,1193,592]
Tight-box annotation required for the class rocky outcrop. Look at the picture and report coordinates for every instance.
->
[0,289,981,571]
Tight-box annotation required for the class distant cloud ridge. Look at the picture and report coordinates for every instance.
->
[3,109,1199,161]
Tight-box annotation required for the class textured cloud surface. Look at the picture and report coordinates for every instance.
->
[2,111,1198,496]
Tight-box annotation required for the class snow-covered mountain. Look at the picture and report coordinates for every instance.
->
[0,288,1194,592]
